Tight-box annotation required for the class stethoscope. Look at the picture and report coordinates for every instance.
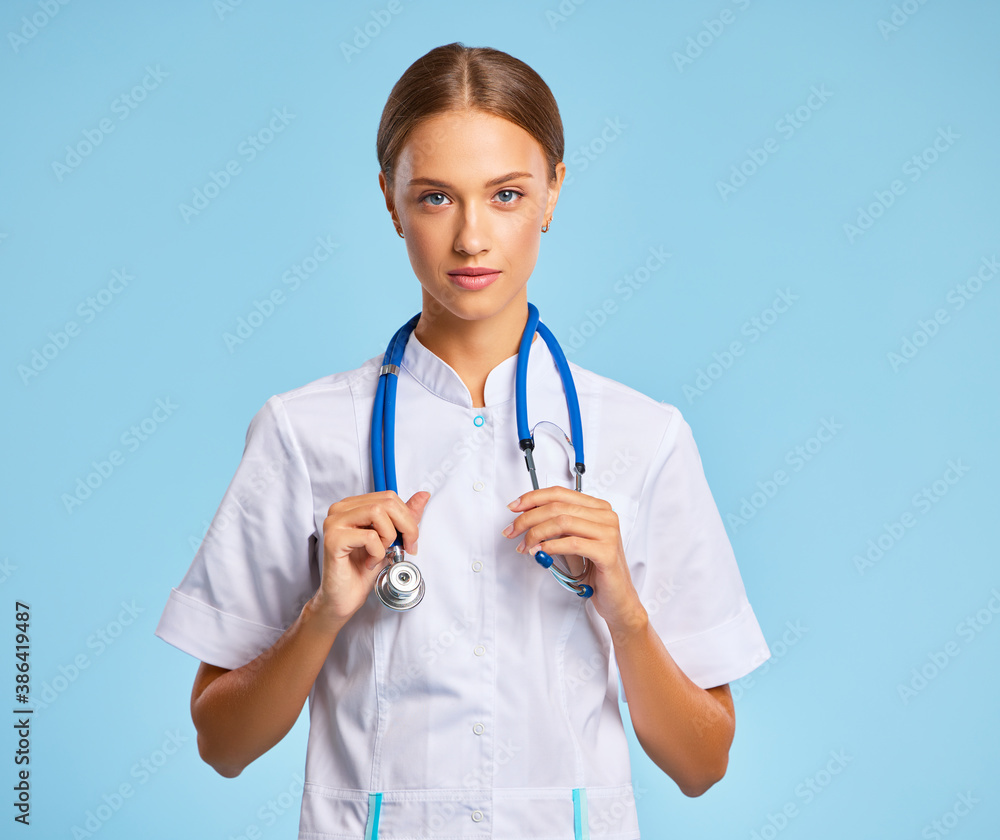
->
[370,302,594,610]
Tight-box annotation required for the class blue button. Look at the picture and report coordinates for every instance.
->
[473,415,485,426]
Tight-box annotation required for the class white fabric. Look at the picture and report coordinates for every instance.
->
[155,327,770,839]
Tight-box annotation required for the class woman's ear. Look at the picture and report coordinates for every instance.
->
[378,171,402,234]
[378,170,394,212]
[545,161,567,220]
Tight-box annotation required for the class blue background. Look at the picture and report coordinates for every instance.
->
[3,0,998,837]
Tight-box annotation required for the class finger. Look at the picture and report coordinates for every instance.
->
[517,514,609,556]
[323,526,390,571]
[403,491,432,553]
[534,545,590,578]
[363,531,393,571]
[407,490,432,507]
[508,501,613,543]
[512,486,612,513]
[368,491,426,555]
[526,535,600,574]
[323,513,393,570]
[324,494,405,553]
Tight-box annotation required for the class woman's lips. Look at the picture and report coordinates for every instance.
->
[448,271,501,290]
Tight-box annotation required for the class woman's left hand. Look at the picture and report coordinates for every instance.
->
[501,486,648,636]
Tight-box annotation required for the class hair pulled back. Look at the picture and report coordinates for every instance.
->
[377,42,564,199]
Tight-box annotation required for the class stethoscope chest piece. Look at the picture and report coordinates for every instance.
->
[375,544,425,611]
[371,302,593,606]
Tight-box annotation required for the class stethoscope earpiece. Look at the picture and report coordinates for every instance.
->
[534,549,593,599]
[533,550,554,569]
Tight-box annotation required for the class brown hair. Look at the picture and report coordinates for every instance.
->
[376,42,564,200]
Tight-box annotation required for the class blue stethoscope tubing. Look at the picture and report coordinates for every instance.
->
[372,302,594,601]
[515,304,592,597]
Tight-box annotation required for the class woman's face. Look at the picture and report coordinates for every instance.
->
[380,109,565,327]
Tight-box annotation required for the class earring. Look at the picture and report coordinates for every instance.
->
[541,218,552,233]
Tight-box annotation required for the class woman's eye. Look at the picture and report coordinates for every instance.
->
[419,190,523,207]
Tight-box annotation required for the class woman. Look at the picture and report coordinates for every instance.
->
[156,42,770,839]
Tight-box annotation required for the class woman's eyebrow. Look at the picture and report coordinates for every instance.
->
[407,171,535,189]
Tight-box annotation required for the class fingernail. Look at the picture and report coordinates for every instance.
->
[412,539,418,555]
[516,539,525,553]
[501,523,514,537]
[507,497,521,510]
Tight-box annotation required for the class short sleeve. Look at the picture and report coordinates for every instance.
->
[618,408,770,698]
[154,395,318,670]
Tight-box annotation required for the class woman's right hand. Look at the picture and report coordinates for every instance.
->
[191,488,431,776]
[311,489,431,629]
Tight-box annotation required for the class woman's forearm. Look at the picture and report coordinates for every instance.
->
[191,596,344,777]
[611,610,735,796]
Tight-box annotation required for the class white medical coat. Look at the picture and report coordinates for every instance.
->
[155,328,771,839]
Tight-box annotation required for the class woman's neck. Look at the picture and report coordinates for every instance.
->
[413,297,536,407]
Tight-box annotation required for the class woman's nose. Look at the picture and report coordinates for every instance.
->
[453,207,489,254]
